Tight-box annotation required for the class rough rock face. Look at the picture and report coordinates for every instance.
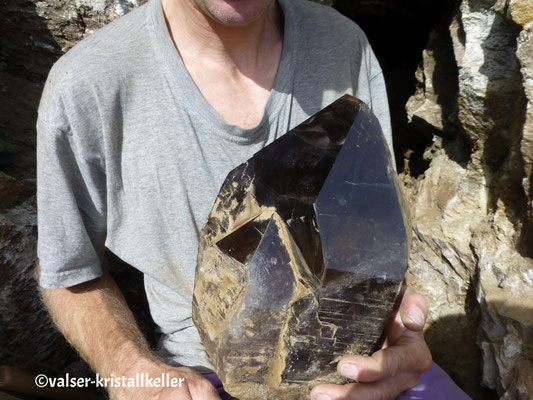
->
[1,0,532,399]
[402,0,533,398]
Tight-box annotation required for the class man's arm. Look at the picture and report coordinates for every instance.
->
[38,261,220,400]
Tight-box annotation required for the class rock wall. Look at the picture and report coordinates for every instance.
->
[1,0,531,399]
[401,0,533,398]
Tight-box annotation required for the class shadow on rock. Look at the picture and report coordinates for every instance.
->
[426,312,499,400]
[1,248,157,378]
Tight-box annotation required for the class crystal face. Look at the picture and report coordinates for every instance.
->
[192,95,410,400]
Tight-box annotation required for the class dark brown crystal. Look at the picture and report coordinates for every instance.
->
[192,95,410,399]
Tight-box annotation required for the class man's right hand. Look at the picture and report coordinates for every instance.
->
[38,266,220,400]
[109,359,221,400]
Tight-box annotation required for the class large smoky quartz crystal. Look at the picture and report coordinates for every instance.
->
[192,95,410,399]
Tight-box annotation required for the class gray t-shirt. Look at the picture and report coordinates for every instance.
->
[37,0,392,371]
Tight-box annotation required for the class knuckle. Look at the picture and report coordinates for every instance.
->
[420,348,433,372]
[412,342,432,373]
[195,379,210,389]
[419,294,429,310]
[411,291,426,305]
[200,379,218,394]
[385,348,402,377]
[372,387,388,400]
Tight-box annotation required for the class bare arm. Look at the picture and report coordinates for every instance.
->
[38,262,220,400]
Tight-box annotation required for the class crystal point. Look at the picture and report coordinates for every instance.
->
[192,95,410,399]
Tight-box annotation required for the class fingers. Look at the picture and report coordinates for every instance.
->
[398,286,428,332]
[187,378,221,400]
[336,335,432,382]
[168,367,221,400]
[182,375,221,400]
[308,285,432,400]
[310,371,420,400]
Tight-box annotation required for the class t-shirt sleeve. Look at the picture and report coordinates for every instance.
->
[37,79,107,289]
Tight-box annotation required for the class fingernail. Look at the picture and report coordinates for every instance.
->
[313,394,332,400]
[339,362,358,379]
[407,307,425,328]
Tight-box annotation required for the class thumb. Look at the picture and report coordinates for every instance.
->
[399,286,428,332]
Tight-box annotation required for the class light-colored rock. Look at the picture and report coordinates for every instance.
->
[509,0,533,26]
[403,1,533,399]
[490,0,533,27]
[33,0,147,51]
[406,23,458,137]
[517,21,533,235]
[479,18,533,400]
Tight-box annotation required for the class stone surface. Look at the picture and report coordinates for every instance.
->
[0,197,155,377]
[0,172,33,211]
[0,198,73,375]
[491,0,533,27]
[402,1,533,399]
[509,0,533,26]
[192,95,409,399]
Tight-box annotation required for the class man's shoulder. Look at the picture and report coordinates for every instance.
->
[39,1,156,125]
[47,1,154,91]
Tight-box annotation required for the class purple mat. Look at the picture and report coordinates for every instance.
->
[396,362,471,400]
[203,372,238,400]
[203,362,471,400]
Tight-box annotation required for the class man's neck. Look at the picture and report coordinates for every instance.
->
[162,0,284,73]
[160,0,285,129]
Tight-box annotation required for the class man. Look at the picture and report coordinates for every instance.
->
[36,0,465,399]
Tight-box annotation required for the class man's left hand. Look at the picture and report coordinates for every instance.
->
[309,286,432,400]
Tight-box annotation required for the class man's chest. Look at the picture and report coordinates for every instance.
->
[101,101,295,286]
